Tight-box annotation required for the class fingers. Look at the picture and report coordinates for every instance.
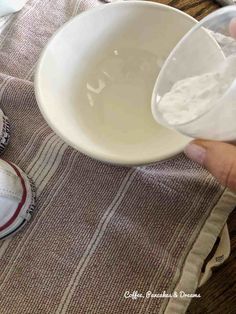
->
[229,18,236,39]
[184,140,236,192]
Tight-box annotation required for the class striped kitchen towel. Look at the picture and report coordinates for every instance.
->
[0,1,234,314]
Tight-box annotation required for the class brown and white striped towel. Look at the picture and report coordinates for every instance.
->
[0,1,235,314]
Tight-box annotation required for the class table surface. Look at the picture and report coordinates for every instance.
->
[152,1,236,313]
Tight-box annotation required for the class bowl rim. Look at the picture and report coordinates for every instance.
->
[34,0,196,166]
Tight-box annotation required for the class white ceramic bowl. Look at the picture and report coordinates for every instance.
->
[35,1,216,166]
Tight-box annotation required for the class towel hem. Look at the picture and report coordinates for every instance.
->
[163,188,236,314]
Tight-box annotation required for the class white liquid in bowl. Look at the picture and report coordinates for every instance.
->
[75,48,167,157]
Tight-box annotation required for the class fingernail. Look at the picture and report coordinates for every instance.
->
[184,143,206,165]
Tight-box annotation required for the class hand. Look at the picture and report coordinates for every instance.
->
[185,140,236,192]
[184,19,236,192]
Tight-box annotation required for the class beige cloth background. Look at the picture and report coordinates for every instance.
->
[0,1,235,313]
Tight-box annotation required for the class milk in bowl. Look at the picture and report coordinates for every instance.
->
[35,2,221,165]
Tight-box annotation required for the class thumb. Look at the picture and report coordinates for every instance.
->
[184,140,236,192]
